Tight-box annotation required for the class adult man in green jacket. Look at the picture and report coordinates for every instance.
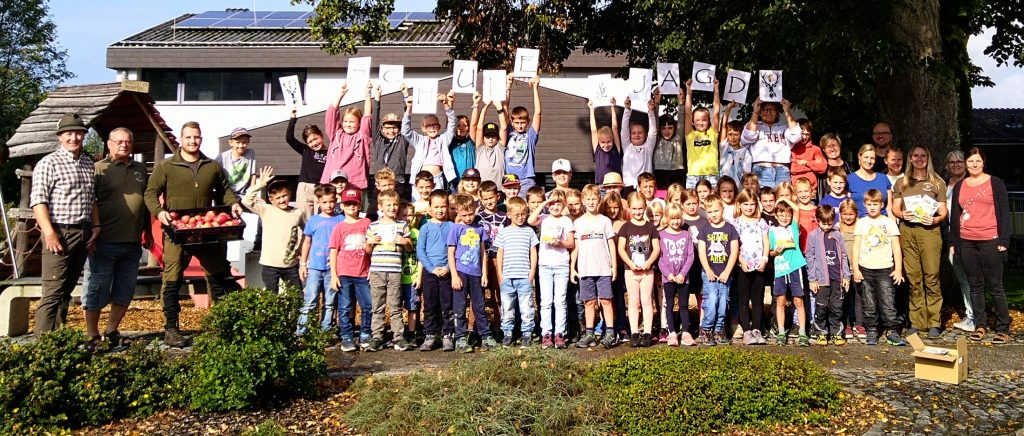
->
[145,121,243,347]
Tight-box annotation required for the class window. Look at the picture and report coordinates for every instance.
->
[140,69,306,103]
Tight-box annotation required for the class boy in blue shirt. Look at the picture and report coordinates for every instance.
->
[494,196,540,347]
[502,75,542,196]
[416,189,455,351]
[447,194,497,352]
[297,184,344,335]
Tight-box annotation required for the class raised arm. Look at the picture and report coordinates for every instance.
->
[473,99,489,145]
[720,101,736,135]
[371,83,382,138]
[286,108,305,154]
[469,91,482,140]
[363,81,373,123]
[496,100,509,146]
[530,76,542,133]
[711,78,721,133]
[745,97,761,132]
[610,98,621,150]
[620,97,632,148]
[589,100,599,151]
[683,79,694,136]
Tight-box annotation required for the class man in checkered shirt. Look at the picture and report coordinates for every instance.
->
[30,113,99,336]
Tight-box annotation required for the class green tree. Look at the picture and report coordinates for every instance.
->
[0,0,73,201]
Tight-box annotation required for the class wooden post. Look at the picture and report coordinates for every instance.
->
[130,92,175,162]
[14,164,33,278]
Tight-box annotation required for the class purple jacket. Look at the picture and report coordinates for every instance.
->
[658,229,695,283]
[804,227,851,286]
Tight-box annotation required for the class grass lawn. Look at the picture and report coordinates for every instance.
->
[1005,271,1024,309]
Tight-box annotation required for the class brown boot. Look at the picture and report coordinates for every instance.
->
[164,328,187,348]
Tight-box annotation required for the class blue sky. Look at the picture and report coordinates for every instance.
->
[49,0,1022,108]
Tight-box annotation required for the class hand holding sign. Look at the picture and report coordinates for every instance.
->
[513,48,540,78]
[589,74,613,107]
[346,57,372,93]
[657,63,681,94]
[691,62,716,92]
[627,67,653,108]
[278,75,302,107]
[759,70,783,102]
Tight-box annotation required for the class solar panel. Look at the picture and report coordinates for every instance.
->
[252,11,274,18]
[406,12,436,21]
[215,18,257,27]
[176,18,221,27]
[252,19,294,27]
[284,18,309,28]
[192,11,236,19]
[267,11,305,19]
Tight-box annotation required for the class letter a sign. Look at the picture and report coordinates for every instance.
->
[656,63,681,94]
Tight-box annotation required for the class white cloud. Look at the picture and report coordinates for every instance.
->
[969,28,1024,108]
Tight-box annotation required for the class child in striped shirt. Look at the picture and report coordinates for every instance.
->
[365,189,412,352]
[494,196,540,347]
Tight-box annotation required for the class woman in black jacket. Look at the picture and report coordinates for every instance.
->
[286,108,327,217]
[948,147,1012,344]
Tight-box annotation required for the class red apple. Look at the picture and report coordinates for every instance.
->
[205,210,216,220]
[216,213,230,225]
[180,214,191,223]
[231,219,242,226]
[169,211,179,220]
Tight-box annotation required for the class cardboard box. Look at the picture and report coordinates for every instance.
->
[907,333,968,385]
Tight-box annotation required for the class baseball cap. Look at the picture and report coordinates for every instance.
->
[330,170,349,182]
[229,127,251,139]
[55,113,87,134]
[381,113,401,125]
[340,188,361,204]
[501,173,521,188]
[601,172,624,187]
[482,122,499,137]
[461,168,481,180]
[551,159,571,173]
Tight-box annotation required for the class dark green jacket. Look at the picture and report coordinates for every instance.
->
[144,150,239,216]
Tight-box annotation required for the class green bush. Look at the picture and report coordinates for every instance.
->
[0,328,177,434]
[589,348,843,435]
[242,419,286,436]
[182,287,328,412]
[345,348,612,435]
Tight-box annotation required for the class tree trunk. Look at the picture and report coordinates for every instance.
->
[876,0,960,166]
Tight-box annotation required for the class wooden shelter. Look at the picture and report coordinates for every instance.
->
[7,81,177,160]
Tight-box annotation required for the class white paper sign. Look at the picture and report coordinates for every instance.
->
[452,60,479,94]
[588,74,613,107]
[724,69,752,103]
[656,63,681,95]
[277,75,303,107]
[345,57,372,92]
[411,80,438,114]
[627,67,653,107]
[512,48,540,78]
[481,70,506,103]
[691,62,716,92]
[378,64,404,93]
[758,70,783,102]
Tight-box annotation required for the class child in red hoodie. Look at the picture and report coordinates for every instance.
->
[790,118,827,193]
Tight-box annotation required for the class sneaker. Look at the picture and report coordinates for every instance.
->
[953,319,975,333]
[456,336,473,353]
[865,331,878,346]
[419,334,440,351]
[619,329,631,342]
[501,335,515,348]
[843,325,854,339]
[576,332,597,348]
[798,334,810,347]
[714,331,730,345]
[640,333,653,347]
[775,332,787,346]
[904,327,920,337]
[667,332,679,347]
[163,328,187,348]
[680,332,697,346]
[732,324,744,340]
[816,334,828,346]
[600,331,617,349]
[482,336,499,350]
[442,334,456,352]
[103,331,124,352]
[393,337,411,351]
[554,333,567,349]
[359,333,372,349]
[855,326,867,339]
[542,334,554,349]
[520,335,533,348]
[788,326,799,338]
[833,336,847,346]
[698,329,716,346]
[753,330,768,345]
[928,327,942,339]
[742,330,756,346]
[886,332,907,346]
[659,329,669,343]
[340,337,358,352]
[365,338,384,352]
[629,333,642,348]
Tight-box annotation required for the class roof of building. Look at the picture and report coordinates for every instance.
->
[7,83,177,158]
[973,108,1024,144]
[111,10,455,48]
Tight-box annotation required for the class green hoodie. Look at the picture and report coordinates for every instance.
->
[144,150,239,216]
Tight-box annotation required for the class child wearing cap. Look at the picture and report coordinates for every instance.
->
[402,84,458,198]
[501,174,521,202]
[472,95,508,186]
[549,159,573,197]
[217,127,257,196]
[329,187,373,352]
[456,168,482,202]
[370,84,411,198]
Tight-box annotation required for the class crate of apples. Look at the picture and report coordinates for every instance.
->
[164,206,245,245]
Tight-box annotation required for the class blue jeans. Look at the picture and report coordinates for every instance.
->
[752,164,791,189]
[337,276,372,340]
[500,278,535,335]
[859,267,900,333]
[700,272,731,331]
[539,265,569,335]
[685,175,720,190]
[297,268,336,334]
[82,242,143,310]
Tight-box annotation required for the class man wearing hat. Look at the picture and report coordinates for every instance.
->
[30,113,98,335]
[371,87,411,198]
[145,121,244,347]
[216,127,257,196]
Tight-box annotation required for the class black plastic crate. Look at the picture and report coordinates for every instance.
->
[163,205,245,245]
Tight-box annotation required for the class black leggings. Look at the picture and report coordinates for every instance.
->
[663,281,689,333]
[735,269,766,332]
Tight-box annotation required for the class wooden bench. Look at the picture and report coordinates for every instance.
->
[0,275,206,337]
